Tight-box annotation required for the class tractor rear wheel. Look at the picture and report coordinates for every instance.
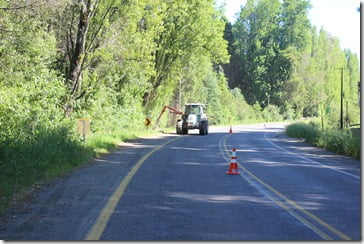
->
[199,123,207,135]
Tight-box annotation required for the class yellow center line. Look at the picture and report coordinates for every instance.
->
[85,136,181,240]
[221,133,351,240]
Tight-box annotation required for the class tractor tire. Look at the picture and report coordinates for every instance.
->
[176,120,183,134]
[182,124,188,135]
[199,123,207,135]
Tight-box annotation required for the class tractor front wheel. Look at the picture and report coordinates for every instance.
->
[182,123,188,134]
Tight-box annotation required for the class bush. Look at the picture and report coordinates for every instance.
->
[0,72,92,213]
[0,124,93,212]
[285,122,320,144]
[262,105,284,122]
[317,129,360,158]
[285,122,360,159]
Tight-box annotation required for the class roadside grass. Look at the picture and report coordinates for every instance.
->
[0,126,161,215]
[285,121,360,159]
[86,128,158,156]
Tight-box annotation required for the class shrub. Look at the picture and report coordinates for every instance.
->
[286,122,320,144]
[262,105,283,122]
[285,122,360,159]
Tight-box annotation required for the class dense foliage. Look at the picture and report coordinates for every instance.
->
[0,0,360,212]
[223,0,360,127]
[0,0,254,212]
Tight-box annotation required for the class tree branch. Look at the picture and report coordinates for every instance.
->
[0,0,43,11]
[85,0,117,54]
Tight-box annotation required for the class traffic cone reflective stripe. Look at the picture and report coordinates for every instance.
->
[226,148,240,175]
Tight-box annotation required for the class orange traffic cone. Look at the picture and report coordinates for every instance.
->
[229,125,232,134]
[226,148,240,175]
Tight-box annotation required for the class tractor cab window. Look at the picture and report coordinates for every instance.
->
[186,105,201,115]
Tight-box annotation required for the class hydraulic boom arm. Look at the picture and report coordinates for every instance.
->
[155,105,183,126]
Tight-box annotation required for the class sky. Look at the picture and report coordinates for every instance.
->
[217,0,361,56]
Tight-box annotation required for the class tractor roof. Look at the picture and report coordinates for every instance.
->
[185,103,205,106]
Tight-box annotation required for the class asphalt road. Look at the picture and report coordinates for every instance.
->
[0,123,360,241]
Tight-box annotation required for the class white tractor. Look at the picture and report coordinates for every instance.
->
[176,103,209,135]
[154,103,209,135]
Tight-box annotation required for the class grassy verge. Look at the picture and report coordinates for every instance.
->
[0,126,163,215]
[285,121,360,159]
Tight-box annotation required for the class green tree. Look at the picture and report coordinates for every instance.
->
[142,0,229,110]
[222,20,243,91]
[233,0,285,107]
[344,49,360,125]
[46,0,123,116]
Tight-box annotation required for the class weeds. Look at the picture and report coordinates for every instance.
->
[286,122,360,159]
[0,125,154,215]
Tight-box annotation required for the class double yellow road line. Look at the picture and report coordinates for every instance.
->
[219,134,352,241]
[86,132,352,240]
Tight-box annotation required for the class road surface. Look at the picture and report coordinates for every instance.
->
[0,123,360,240]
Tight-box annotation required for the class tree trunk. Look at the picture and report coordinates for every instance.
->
[65,0,91,117]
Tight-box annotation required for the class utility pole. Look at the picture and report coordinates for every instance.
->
[346,100,349,127]
[340,68,344,129]
[358,81,361,107]
[179,78,182,111]
[336,67,345,130]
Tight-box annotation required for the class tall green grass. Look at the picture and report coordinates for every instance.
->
[0,125,155,215]
[0,126,92,213]
[286,122,360,159]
